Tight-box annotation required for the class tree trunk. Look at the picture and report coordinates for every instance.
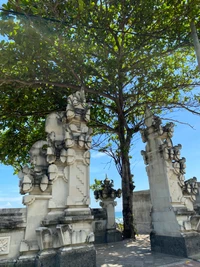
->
[190,20,200,71]
[120,139,136,239]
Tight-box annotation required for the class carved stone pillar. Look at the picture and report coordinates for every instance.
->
[15,90,96,267]
[140,108,200,257]
[100,199,117,230]
[94,176,122,242]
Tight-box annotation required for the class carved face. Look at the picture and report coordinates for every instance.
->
[29,141,48,171]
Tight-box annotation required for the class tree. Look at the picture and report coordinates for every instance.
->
[0,0,200,238]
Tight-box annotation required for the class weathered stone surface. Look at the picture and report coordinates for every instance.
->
[0,91,95,267]
[106,230,123,243]
[94,232,107,244]
[94,176,121,231]
[15,258,36,267]
[141,108,200,256]
[0,209,26,230]
[0,247,96,267]
[150,232,200,257]
[56,246,96,267]
[92,177,122,244]
[35,250,57,267]
[0,260,16,267]
[132,190,152,234]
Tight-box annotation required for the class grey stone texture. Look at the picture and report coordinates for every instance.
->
[150,232,200,257]
[91,208,122,244]
[56,246,96,267]
[132,190,152,234]
[106,229,123,243]
[35,251,57,267]
[0,246,96,267]
[0,208,26,230]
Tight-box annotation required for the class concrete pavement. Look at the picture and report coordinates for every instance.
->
[95,235,200,267]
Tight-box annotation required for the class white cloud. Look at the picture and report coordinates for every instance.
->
[91,152,106,159]
[0,197,21,202]
[5,202,12,207]
[0,202,13,209]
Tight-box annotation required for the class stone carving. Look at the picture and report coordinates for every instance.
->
[18,166,34,194]
[141,110,198,200]
[57,224,94,246]
[94,176,122,230]
[36,227,53,250]
[0,237,10,255]
[94,176,122,201]
[15,90,94,262]
[66,90,90,122]
[18,141,49,194]
[18,89,92,204]
[183,177,198,196]
[141,108,199,238]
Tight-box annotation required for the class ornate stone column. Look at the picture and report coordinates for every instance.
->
[16,90,96,267]
[140,108,200,257]
[94,176,122,242]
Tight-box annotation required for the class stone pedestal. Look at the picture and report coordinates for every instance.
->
[93,177,122,243]
[150,232,200,257]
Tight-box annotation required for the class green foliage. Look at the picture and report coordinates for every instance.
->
[0,0,199,180]
[90,179,103,191]
[116,221,124,233]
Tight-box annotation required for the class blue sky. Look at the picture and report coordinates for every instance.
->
[0,0,200,212]
[1,108,200,212]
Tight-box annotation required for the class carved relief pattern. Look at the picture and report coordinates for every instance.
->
[0,237,10,255]
[57,224,94,246]
[141,108,198,199]
[18,90,92,201]
[17,90,94,254]
[18,140,49,194]
[94,176,122,201]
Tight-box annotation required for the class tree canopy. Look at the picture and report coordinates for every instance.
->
[0,0,200,238]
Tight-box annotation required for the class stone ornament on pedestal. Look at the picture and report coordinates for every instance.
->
[94,176,122,243]
[0,237,10,255]
[0,90,96,267]
[141,108,200,257]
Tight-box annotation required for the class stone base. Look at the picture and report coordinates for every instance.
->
[150,232,200,257]
[0,246,96,267]
[36,250,57,267]
[94,231,107,244]
[94,230,122,244]
[57,245,96,267]
[106,230,123,243]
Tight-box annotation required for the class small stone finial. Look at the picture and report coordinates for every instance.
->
[94,176,122,201]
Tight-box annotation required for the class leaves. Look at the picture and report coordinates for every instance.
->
[0,0,199,169]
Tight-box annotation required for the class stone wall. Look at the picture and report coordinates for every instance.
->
[0,206,121,258]
[0,208,26,260]
[132,183,200,235]
[133,190,152,234]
